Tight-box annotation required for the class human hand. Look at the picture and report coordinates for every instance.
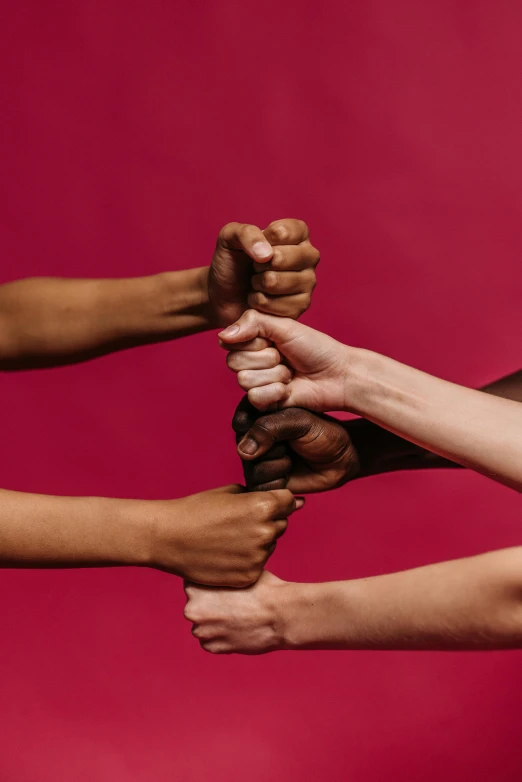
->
[150,485,301,587]
[232,397,360,493]
[208,220,319,327]
[184,570,292,654]
[220,309,352,411]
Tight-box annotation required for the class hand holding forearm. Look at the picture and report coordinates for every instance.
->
[185,548,522,654]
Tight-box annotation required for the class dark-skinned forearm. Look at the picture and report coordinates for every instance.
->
[0,268,215,369]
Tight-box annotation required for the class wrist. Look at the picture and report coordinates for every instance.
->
[345,418,425,478]
[340,347,383,415]
[156,266,216,334]
[107,497,156,567]
[142,497,187,576]
[277,581,339,649]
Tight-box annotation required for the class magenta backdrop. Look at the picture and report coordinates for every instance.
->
[1,2,522,780]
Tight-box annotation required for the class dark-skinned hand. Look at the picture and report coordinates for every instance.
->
[232,397,361,494]
[232,397,457,493]
[208,219,319,327]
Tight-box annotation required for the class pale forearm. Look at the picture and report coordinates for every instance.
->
[0,489,151,567]
[281,548,522,651]
[346,349,522,490]
[0,268,214,368]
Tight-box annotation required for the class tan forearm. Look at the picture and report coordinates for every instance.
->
[0,267,214,368]
[0,489,151,568]
[346,349,522,490]
[281,548,522,651]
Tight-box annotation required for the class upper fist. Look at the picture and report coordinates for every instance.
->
[208,219,319,327]
[232,397,360,493]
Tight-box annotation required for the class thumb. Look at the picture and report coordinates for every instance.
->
[218,309,299,346]
[237,408,314,460]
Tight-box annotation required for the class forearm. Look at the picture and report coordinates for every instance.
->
[0,268,215,368]
[481,369,522,402]
[280,548,522,650]
[0,489,152,567]
[346,418,460,477]
[346,350,522,490]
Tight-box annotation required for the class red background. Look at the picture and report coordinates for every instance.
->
[1,2,522,780]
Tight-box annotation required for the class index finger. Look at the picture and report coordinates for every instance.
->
[263,219,310,246]
[218,222,274,262]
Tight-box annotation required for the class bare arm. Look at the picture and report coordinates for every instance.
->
[231,371,522,493]
[0,270,212,368]
[347,352,522,491]
[184,548,522,653]
[0,220,319,369]
[220,312,522,492]
[0,486,297,586]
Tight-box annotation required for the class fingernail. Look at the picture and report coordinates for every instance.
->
[252,241,272,260]
[295,497,305,509]
[239,436,258,455]
[219,324,240,338]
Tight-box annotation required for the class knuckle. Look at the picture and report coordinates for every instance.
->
[217,222,234,242]
[226,352,239,370]
[236,570,257,588]
[202,641,221,655]
[260,524,276,546]
[183,605,197,622]
[266,348,280,367]
[237,370,252,390]
[269,222,288,242]
[248,291,267,308]
[263,270,279,290]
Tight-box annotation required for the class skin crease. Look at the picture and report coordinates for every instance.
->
[0,219,315,582]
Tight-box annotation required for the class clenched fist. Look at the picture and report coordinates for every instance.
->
[208,219,319,327]
[232,397,360,493]
[150,485,301,587]
[184,570,290,655]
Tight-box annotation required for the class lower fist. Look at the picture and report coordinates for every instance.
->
[184,570,290,654]
[151,485,300,587]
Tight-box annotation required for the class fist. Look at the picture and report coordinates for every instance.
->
[232,398,360,493]
[220,310,349,412]
[208,219,319,326]
[151,485,300,587]
[184,570,289,655]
